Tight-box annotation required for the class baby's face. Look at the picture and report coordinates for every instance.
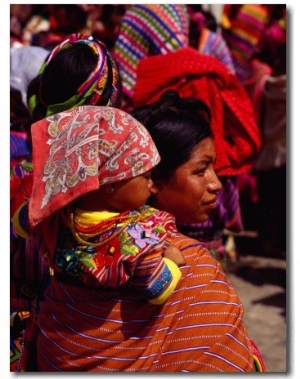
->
[107,171,153,212]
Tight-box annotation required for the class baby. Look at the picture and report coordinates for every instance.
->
[17,105,185,305]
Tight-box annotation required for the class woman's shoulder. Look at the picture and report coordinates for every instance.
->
[171,232,209,254]
[171,232,231,284]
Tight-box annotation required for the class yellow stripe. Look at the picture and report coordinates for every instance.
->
[74,208,119,224]
[244,5,269,22]
[233,28,260,45]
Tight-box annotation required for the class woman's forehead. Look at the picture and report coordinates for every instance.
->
[190,137,216,160]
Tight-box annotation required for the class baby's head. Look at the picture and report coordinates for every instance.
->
[29,105,160,227]
[76,170,154,213]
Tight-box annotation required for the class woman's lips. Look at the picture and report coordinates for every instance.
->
[204,198,218,209]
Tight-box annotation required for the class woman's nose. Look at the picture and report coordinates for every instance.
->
[208,170,222,192]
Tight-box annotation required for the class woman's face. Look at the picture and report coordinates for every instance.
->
[150,137,222,223]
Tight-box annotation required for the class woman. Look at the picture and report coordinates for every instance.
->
[131,90,222,225]
[131,90,266,372]
[18,96,264,372]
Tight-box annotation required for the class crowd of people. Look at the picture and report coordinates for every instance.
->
[10,4,286,373]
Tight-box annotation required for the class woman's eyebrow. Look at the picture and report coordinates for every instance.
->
[195,156,215,165]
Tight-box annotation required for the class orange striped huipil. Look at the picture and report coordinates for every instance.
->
[33,232,258,372]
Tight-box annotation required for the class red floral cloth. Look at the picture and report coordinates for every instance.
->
[29,105,160,227]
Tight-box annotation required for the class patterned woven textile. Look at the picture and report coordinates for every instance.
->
[46,205,181,304]
[198,27,235,74]
[19,233,260,372]
[112,4,189,103]
[10,131,30,159]
[222,4,271,82]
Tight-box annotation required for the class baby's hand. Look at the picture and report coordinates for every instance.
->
[163,245,186,267]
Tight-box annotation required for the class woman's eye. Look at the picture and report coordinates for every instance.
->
[196,167,206,175]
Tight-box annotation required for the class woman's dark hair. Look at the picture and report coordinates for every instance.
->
[27,42,122,121]
[131,90,212,181]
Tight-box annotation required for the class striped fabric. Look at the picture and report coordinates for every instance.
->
[198,27,236,74]
[31,233,257,372]
[10,224,50,313]
[10,131,30,159]
[222,4,270,82]
[112,4,189,102]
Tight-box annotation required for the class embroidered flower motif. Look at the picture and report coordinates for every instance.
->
[127,224,160,248]
[54,245,97,275]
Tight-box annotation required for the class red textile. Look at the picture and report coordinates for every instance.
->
[29,105,160,228]
[133,47,261,176]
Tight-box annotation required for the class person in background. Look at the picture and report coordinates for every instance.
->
[112,3,189,111]
[10,45,52,371]
[21,4,88,48]
[239,9,286,255]
[221,4,272,83]
[10,4,35,47]
[27,33,121,121]
[222,5,286,255]
[188,5,236,74]
[10,46,49,183]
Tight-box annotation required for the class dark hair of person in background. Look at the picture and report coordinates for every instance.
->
[45,4,87,35]
[187,4,218,49]
[130,90,212,182]
[27,42,122,122]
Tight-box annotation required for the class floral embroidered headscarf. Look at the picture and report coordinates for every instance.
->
[29,105,160,227]
[28,33,120,117]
